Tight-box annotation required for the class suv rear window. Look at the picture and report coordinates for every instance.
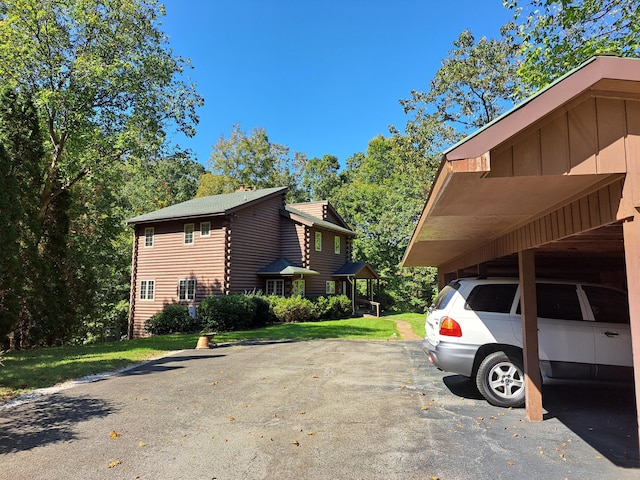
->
[432,282,460,310]
[464,284,517,313]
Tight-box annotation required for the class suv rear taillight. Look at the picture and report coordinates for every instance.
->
[439,317,462,337]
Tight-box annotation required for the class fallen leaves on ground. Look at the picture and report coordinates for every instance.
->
[108,460,121,468]
[110,431,119,440]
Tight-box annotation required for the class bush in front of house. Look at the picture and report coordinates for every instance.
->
[269,295,316,323]
[198,294,258,332]
[325,295,352,319]
[247,293,274,328]
[313,294,352,320]
[145,303,200,335]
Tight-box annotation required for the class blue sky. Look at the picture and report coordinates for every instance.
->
[160,1,513,167]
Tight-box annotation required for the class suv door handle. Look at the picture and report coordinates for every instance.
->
[602,331,619,338]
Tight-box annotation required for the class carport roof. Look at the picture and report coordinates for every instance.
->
[402,56,640,268]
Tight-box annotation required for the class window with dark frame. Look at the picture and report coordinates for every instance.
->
[144,227,154,247]
[179,278,196,301]
[184,224,195,244]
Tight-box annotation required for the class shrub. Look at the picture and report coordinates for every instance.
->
[326,295,352,319]
[199,295,257,332]
[145,303,200,335]
[247,294,273,328]
[269,296,316,323]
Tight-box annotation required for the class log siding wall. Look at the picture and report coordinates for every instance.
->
[306,227,351,297]
[228,194,286,294]
[130,218,227,337]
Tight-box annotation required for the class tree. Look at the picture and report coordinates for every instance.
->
[296,154,341,202]
[206,124,297,195]
[0,0,203,346]
[331,135,437,311]
[396,29,520,152]
[506,0,640,93]
[0,0,203,221]
[0,89,44,346]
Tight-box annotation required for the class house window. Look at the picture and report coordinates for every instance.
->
[315,231,322,251]
[265,279,284,296]
[144,227,154,247]
[140,280,155,300]
[184,224,195,244]
[334,236,340,254]
[179,278,196,301]
[200,221,211,237]
[326,281,336,295]
[292,279,305,297]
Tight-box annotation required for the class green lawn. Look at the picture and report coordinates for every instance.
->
[0,316,402,401]
[384,312,426,338]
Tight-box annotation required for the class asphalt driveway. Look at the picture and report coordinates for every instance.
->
[0,340,638,479]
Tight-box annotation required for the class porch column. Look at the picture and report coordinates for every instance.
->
[623,216,640,453]
[518,249,543,421]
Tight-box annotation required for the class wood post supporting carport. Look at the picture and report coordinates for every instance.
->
[622,216,640,453]
[518,249,543,421]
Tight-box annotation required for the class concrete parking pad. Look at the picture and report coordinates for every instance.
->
[0,340,638,479]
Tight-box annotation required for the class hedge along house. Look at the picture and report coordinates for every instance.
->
[402,56,640,449]
[126,187,379,337]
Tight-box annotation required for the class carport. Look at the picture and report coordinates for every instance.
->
[402,56,640,449]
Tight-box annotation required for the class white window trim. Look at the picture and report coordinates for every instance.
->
[334,235,340,254]
[179,278,196,301]
[200,221,211,237]
[315,231,322,251]
[144,227,154,247]
[266,279,285,297]
[292,279,305,297]
[140,279,155,300]
[326,281,336,295]
[184,223,195,245]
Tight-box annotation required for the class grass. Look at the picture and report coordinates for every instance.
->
[384,312,426,338]
[0,316,402,401]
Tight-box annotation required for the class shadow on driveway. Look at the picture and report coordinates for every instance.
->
[0,395,116,455]
[443,374,639,468]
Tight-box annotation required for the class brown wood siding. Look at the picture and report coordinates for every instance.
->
[130,218,226,337]
[489,97,638,179]
[288,202,326,219]
[306,227,351,297]
[228,193,285,294]
[440,179,624,274]
[281,221,306,265]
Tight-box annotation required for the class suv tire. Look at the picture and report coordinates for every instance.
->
[476,351,525,408]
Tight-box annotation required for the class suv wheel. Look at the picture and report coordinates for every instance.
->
[476,351,525,408]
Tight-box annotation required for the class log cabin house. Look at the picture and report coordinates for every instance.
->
[125,186,379,337]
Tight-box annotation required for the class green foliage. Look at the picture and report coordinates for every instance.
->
[506,0,640,94]
[396,29,519,149]
[198,295,258,332]
[145,304,200,335]
[314,295,352,320]
[295,153,342,202]
[269,296,317,323]
[205,124,298,194]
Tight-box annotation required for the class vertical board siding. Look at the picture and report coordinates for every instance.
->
[228,193,285,294]
[490,96,635,178]
[130,218,226,337]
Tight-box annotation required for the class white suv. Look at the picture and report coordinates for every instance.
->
[424,277,632,407]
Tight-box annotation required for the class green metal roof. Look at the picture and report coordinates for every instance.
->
[126,187,287,225]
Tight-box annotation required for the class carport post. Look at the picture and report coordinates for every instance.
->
[518,249,543,421]
[623,216,640,455]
